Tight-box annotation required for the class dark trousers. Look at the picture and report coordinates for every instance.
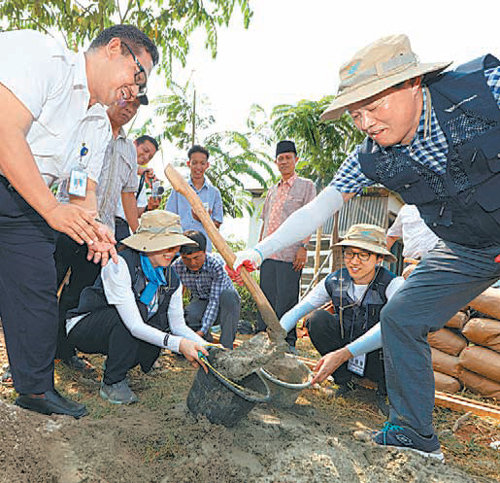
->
[381,240,500,435]
[115,217,130,243]
[306,309,386,390]
[67,308,159,385]
[257,259,301,347]
[184,289,239,349]
[54,234,100,360]
[0,177,57,394]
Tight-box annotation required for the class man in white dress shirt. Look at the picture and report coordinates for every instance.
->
[0,25,158,417]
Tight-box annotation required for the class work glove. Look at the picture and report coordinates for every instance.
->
[232,248,263,273]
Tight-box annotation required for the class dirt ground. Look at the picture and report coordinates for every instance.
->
[1,330,500,483]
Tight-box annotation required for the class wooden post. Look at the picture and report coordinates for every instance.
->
[330,212,341,273]
[313,226,323,287]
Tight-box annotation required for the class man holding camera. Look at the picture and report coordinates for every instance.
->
[115,134,160,241]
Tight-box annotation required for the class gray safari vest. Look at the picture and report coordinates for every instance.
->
[68,249,180,371]
[69,249,180,332]
[358,55,500,248]
[324,266,395,343]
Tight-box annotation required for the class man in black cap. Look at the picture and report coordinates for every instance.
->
[172,230,240,349]
[255,140,315,351]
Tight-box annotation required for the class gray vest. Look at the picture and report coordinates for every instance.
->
[68,249,180,333]
[359,55,500,248]
[324,267,395,343]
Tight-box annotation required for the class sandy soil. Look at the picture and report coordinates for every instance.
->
[0,330,499,483]
[0,391,491,483]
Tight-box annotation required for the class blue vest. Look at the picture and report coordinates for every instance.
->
[68,249,180,334]
[324,266,395,343]
[358,55,500,248]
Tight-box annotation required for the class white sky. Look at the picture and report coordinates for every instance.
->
[140,0,500,240]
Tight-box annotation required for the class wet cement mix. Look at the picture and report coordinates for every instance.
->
[212,332,283,381]
[0,328,499,483]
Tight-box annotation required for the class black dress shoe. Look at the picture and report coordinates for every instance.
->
[15,389,88,418]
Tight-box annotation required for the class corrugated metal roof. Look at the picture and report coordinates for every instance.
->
[321,188,402,236]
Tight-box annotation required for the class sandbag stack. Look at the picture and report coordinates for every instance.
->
[428,321,467,394]
[428,287,500,400]
[459,319,500,399]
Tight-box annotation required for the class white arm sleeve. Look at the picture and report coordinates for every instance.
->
[346,324,383,357]
[280,279,332,332]
[346,276,405,357]
[167,283,207,352]
[256,186,344,259]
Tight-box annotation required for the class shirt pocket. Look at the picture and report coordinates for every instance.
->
[474,174,500,224]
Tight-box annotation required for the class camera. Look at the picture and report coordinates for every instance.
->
[152,181,165,198]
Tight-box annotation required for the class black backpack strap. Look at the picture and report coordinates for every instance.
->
[136,172,147,200]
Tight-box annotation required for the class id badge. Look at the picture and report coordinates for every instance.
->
[68,168,88,197]
[347,353,366,376]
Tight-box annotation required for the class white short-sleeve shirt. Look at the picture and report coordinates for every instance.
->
[387,204,440,259]
[0,30,96,186]
[56,104,112,202]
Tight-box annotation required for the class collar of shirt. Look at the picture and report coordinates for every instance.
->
[116,126,127,140]
[188,177,209,193]
[410,86,431,143]
[278,172,298,188]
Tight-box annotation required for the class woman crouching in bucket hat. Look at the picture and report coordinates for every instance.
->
[65,211,208,404]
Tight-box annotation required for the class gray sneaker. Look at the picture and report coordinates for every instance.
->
[372,422,444,461]
[100,380,138,404]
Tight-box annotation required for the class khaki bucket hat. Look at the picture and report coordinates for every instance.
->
[321,34,452,121]
[121,210,197,253]
[335,223,396,262]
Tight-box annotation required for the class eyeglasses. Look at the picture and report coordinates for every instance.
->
[121,41,148,97]
[343,249,373,261]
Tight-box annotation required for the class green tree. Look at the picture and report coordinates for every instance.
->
[140,82,275,218]
[203,128,274,217]
[271,96,365,188]
[0,0,253,80]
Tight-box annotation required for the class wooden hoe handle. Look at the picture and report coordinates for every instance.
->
[164,164,286,343]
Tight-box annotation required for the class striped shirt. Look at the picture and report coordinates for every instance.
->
[331,66,500,194]
[172,253,237,334]
[96,128,138,230]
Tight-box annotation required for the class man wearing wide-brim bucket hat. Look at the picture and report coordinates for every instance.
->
[234,33,500,460]
[279,224,403,416]
[65,210,208,404]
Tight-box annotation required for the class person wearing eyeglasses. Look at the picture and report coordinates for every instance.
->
[232,34,500,459]
[279,224,404,416]
[0,25,158,418]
